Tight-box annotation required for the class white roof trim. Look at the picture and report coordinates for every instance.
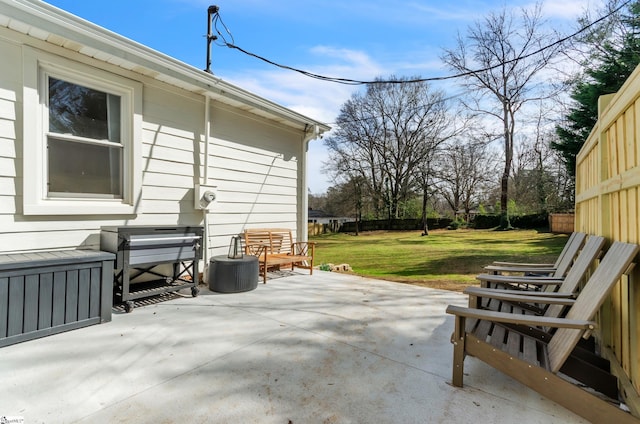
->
[0,0,330,133]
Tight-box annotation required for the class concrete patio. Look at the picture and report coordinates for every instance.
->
[0,271,586,423]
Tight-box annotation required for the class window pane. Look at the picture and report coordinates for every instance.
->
[48,77,121,143]
[48,137,122,197]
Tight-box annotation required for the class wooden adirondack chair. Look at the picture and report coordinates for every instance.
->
[484,231,586,278]
[471,235,606,303]
[446,241,640,423]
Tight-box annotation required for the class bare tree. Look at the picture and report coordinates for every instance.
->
[512,129,574,214]
[413,102,472,235]
[442,3,562,228]
[324,76,452,222]
[564,0,637,68]
[413,153,437,235]
[436,138,497,220]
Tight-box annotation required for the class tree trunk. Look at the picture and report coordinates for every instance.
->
[353,178,361,236]
[499,101,513,230]
[421,186,429,236]
[499,171,511,229]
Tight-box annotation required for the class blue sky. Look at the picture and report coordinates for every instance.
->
[45,0,603,193]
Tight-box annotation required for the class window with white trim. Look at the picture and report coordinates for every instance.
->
[47,77,123,198]
[23,48,141,215]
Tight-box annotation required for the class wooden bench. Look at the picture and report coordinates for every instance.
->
[243,228,315,283]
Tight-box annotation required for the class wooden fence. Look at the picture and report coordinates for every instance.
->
[548,213,575,234]
[575,65,640,414]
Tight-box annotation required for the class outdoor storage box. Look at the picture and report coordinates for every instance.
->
[0,250,115,348]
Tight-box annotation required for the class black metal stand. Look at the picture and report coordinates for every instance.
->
[101,226,203,312]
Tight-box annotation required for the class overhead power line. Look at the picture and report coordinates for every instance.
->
[210,0,633,85]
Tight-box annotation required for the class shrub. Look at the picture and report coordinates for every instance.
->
[319,263,332,271]
[447,218,469,230]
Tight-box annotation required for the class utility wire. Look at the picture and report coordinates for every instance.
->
[211,11,234,47]
[213,0,633,85]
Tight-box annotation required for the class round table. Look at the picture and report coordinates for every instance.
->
[208,255,259,293]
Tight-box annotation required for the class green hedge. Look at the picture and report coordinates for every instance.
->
[340,218,453,232]
[338,214,548,232]
[472,215,501,229]
[472,213,549,230]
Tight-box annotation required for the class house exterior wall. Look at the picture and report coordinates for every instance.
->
[575,65,640,413]
[206,102,303,252]
[0,24,307,259]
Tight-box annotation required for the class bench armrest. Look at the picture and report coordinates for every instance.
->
[291,241,315,256]
[245,243,267,257]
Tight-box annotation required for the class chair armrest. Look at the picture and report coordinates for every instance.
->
[445,305,595,330]
[484,264,556,274]
[476,273,563,285]
[492,261,555,267]
[464,287,577,303]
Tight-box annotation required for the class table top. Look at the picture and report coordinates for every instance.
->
[211,255,258,263]
[0,250,115,270]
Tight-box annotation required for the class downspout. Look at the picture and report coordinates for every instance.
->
[300,124,321,242]
[204,95,211,182]
[202,95,212,264]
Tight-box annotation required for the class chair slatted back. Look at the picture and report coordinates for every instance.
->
[543,235,606,318]
[551,232,587,278]
[547,241,639,372]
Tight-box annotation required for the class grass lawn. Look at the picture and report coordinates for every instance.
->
[310,229,569,291]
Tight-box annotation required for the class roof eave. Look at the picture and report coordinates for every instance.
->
[0,0,330,134]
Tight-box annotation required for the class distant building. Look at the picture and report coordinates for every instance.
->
[308,209,355,233]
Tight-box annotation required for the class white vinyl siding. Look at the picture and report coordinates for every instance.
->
[0,25,307,255]
[138,86,200,218]
[0,38,22,235]
[205,102,302,253]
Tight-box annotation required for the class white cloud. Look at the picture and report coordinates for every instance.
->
[536,0,606,20]
[223,46,387,193]
[225,46,386,124]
